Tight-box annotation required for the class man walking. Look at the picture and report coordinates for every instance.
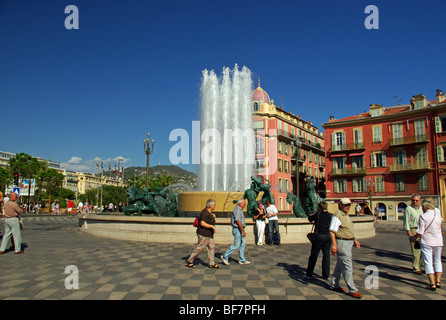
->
[221,199,251,265]
[329,197,362,298]
[0,192,24,254]
[404,193,425,275]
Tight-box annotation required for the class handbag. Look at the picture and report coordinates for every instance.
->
[193,212,201,227]
[306,212,320,244]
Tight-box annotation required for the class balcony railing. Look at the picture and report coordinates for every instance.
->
[388,134,429,147]
[329,142,366,153]
[388,162,431,172]
[331,167,367,176]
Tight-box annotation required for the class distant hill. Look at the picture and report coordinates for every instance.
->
[122,165,197,188]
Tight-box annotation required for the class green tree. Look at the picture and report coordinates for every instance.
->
[37,168,64,205]
[79,185,127,208]
[0,167,12,192]
[8,152,46,200]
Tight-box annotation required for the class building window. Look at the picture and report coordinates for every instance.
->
[434,116,446,133]
[415,119,425,138]
[395,176,405,192]
[353,128,363,147]
[255,137,264,155]
[371,151,386,167]
[333,157,347,170]
[375,176,384,192]
[372,126,382,143]
[393,150,407,165]
[278,159,283,172]
[414,99,425,109]
[437,145,446,162]
[416,147,428,163]
[331,131,346,151]
[392,123,403,144]
[253,102,260,111]
[255,159,264,171]
[418,174,429,191]
[352,178,366,192]
[352,155,364,169]
[278,179,283,193]
[334,179,347,193]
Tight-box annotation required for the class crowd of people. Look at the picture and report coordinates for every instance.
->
[186,193,444,299]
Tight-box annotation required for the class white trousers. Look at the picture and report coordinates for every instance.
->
[256,220,266,244]
[420,244,443,274]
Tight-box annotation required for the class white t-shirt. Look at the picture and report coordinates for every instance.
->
[265,204,279,221]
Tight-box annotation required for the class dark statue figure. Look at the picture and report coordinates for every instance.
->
[286,192,307,218]
[124,186,178,217]
[287,176,325,218]
[304,176,324,215]
[241,177,275,218]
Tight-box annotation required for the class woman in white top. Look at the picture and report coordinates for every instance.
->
[410,199,443,290]
[253,201,267,246]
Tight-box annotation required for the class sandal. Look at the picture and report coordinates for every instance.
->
[186,263,196,268]
[209,264,221,269]
[425,284,436,291]
[436,282,442,288]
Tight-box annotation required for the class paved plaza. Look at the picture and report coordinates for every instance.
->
[0,215,444,302]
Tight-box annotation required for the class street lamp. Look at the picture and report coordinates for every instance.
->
[292,138,303,197]
[366,177,375,209]
[143,133,155,188]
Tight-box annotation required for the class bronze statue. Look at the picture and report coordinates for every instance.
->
[124,186,178,217]
[286,192,307,217]
[242,177,262,218]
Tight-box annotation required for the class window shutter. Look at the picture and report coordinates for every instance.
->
[437,146,444,162]
[435,117,442,133]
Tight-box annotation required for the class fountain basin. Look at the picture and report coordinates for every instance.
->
[178,191,246,216]
[78,214,375,244]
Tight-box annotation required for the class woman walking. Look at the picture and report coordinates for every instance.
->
[410,199,443,290]
[186,199,221,269]
[304,201,333,280]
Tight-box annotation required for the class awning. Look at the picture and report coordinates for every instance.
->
[350,153,365,157]
[331,154,347,158]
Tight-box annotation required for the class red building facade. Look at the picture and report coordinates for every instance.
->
[323,90,446,220]
[252,80,325,213]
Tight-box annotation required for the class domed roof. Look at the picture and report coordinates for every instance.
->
[252,78,270,104]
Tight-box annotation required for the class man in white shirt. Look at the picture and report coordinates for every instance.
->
[265,198,280,245]
[77,201,83,214]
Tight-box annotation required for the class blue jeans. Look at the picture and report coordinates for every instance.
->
[268,220,280,244]
[223,228,246,262]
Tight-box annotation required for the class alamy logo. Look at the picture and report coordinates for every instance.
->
[64,5,79,30]
[168,122,278,176]
[64,265,79,290]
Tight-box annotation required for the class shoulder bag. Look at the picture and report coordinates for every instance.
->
[306,212,320,244]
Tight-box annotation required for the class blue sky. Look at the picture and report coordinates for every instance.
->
[1,0,445,174]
